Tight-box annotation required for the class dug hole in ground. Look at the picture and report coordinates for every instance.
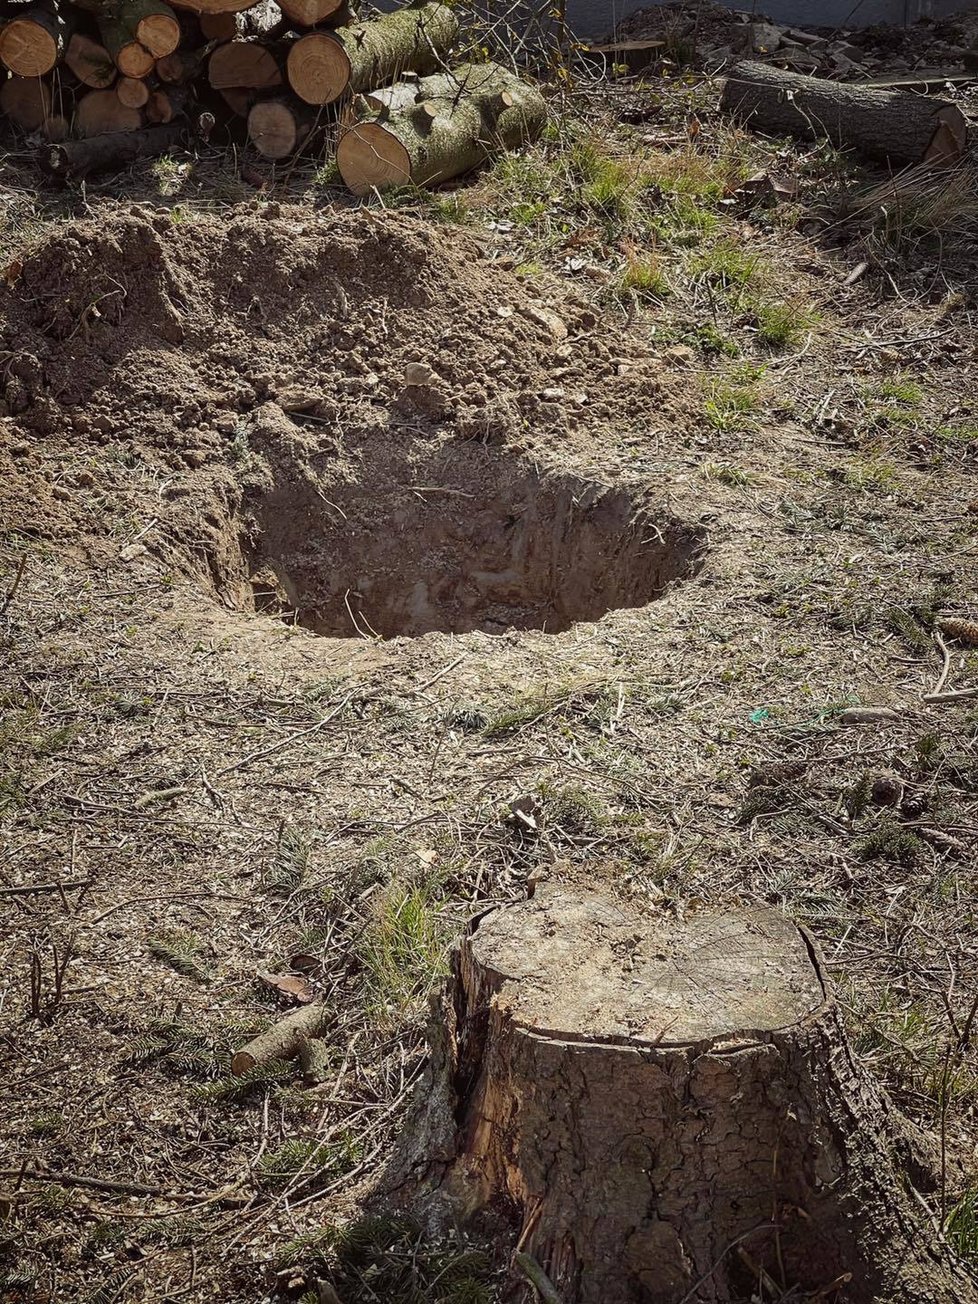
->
[2,6,978,1302]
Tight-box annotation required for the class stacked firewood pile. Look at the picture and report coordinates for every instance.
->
[0,0,547,183]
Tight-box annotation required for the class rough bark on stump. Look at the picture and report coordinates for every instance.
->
[0,1,72,77]
[413,885,978,1304]
[336,62,545,194]
[721,61,967,167]
[286,1,457,106]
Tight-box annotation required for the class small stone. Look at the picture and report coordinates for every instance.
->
[404,361,438,387]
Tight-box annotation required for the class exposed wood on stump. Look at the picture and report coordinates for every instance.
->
[75,89,143,136]
[337,62,545,194]
[417,885,978,1304]
[721,61,967,167]
[41,121,184,176]
[0,1,72,77]
[65,32,116,87]
[208,38,282,90]
[286,1,458,106]
[231,1002,327,1075]
[247,95,317,158]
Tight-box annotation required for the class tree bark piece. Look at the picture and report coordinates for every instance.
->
[117,76,150,108]
[421,885,978,1304]
[286,2,457,107]
[721,61,967,167]
[41,120,184,176]
[0,2,72,77]
[247,95,317,158]
[231,1002,327,1075]
[74,88,143,135]
[297,1035,331,1085]
[65,32,115,87]
[0,74,52,130]
[337,62,545,194]
[208,39,281,90]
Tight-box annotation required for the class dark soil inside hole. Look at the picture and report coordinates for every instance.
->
[242,447,705,638]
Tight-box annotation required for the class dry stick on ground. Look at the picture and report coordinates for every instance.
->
[0,1169,249,1203]
[720,61,968,167]
[231,1002,328,1075]
[0,878,91,896]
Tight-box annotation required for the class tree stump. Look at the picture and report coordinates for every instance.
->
[425,885,976,1304]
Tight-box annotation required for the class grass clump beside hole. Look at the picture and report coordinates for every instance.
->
[614,252,671,301]
[703,365,765,432]
[691,240,758,294]
[752,298,816,348]
[359,887,449,1014]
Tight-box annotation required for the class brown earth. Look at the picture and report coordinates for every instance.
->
[2,55,978,1304]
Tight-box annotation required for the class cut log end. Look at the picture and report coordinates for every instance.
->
[209,39,282,92]
[137,13,181,59]
[0,20,59,78]
[117,77,151,109]
[247,99,299,158]
[287,32,349,105]
[278,0,345,26]
[337,121,410,194]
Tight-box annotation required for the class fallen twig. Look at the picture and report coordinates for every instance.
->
[0,878,91,897]
[0,553,27,616]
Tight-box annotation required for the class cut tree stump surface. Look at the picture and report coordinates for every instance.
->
[469,888,824,1047]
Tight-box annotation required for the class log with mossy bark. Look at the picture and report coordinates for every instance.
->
[721,61,967,167]
[0,1,73,77]
[98,11,155,77]
[65,31,116,87]
[337,62,546,194]
[286,1,457,106]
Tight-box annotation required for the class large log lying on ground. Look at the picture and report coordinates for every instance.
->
[721,61,967,167]
[337,61,546,194]
[40,120,184,176]
[402,885,978,1304]
[286,1,457,106]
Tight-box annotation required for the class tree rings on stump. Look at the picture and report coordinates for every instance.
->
[432,884,977,1304]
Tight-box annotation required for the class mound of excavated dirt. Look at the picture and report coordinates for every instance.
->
[0,204,702,638]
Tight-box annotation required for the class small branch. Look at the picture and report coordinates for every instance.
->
[928,629,952,699]
[923,686,978,704]
[0,1168,249,1204]
[514,1251,563,1304]
[0,878,91,897]
[0,554,27,616]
